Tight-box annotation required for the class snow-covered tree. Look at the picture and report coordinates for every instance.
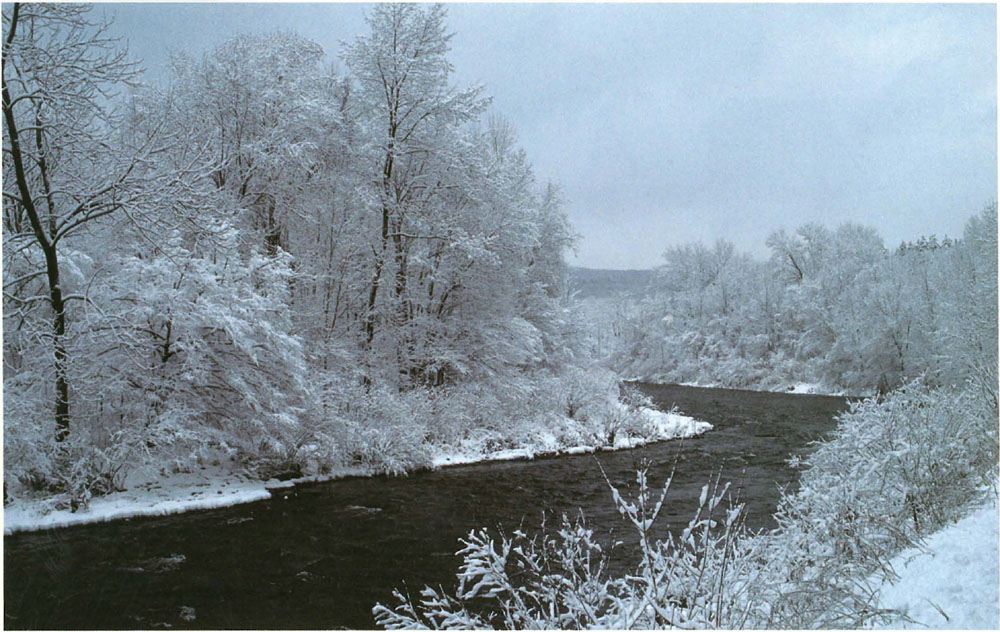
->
[606,211,994,394]
[2,3,192,442]
[165,31,340,255]
[344,3,490,382]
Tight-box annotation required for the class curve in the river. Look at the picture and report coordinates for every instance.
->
[3,384,849,630]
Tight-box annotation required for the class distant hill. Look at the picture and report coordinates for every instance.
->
[567,267,658,300]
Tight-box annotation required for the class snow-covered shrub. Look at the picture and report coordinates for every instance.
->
[3,375,59,498]
[419,383,497,448]
[375,514,623,629]
[759,379,998,628]
[322,379,434,476]
[602,467,766,629]
[343,419,432,476]
[559,367,613,422]
[545,367,649,447]
[618,382,654,411]
[400,367,653,462]
[3,407,144,508]
[429,377,538,449]
[50,434,137,509]
[374,465,764,629]
[782,380,995,551]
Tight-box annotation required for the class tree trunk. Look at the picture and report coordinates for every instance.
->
[363,201,390,350]
[3,4,71,440]
[362,130,398,385]
[49,260,70,441]
[264,197,282,256]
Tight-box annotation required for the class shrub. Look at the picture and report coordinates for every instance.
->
[758,379,998,628]
[373,465,763,629]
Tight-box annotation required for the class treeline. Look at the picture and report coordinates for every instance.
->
[593,207,997,394]
[3,4,607,500]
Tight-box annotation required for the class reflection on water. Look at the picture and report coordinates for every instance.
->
[4,384,848,630]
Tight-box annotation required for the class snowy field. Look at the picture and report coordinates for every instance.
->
[4,406,710,535]
[873,492,999,630]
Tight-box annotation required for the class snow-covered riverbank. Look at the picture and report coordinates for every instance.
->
[872,493,999,630]
[632,377,864,397]
[4,406,710,535]
[430,406,711,466]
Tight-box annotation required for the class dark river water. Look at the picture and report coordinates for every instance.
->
[4,384,849,630]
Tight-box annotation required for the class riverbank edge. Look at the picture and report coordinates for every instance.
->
[3,406,710,535]
[627,377,869,398]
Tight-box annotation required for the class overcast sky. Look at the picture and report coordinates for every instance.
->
[104,3,997,269]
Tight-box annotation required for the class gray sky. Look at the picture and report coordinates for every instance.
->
[104,3,997,269]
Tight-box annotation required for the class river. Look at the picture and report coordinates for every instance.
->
[4,384,849,630]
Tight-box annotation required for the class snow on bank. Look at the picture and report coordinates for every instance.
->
[5,406,712,535]
[788,382,821,394]
[613,406,712,449]
[872,493,999,630]
[2,457,382,535]
[3,465,272,535]
[431,406,711,467]
[649,378,860,397]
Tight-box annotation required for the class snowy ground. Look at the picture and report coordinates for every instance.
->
[4,406,710,535]
[430,406,711,467]
[787,382,823,394]
[1,461,362,535]
[3,466,271,534]
[665,379,860,397]
[872,493,999,630]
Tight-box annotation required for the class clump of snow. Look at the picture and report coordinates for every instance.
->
[179,606,196,623]
[610,405,712,449]
[638,406,713,440]
[788,382,820,394]
[872,493,999,630]
[783,382,856,396]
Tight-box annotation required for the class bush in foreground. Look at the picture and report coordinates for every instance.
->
[374,467,759,629]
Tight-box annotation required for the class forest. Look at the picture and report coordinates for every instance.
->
[3,4,998,630]
[580,210,997,397]
[3,3,635,502]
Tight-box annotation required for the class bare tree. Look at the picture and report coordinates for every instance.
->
[3,3,154,440]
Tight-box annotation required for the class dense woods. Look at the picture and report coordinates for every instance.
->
[583,207,998,396]
[3,4,611,501]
